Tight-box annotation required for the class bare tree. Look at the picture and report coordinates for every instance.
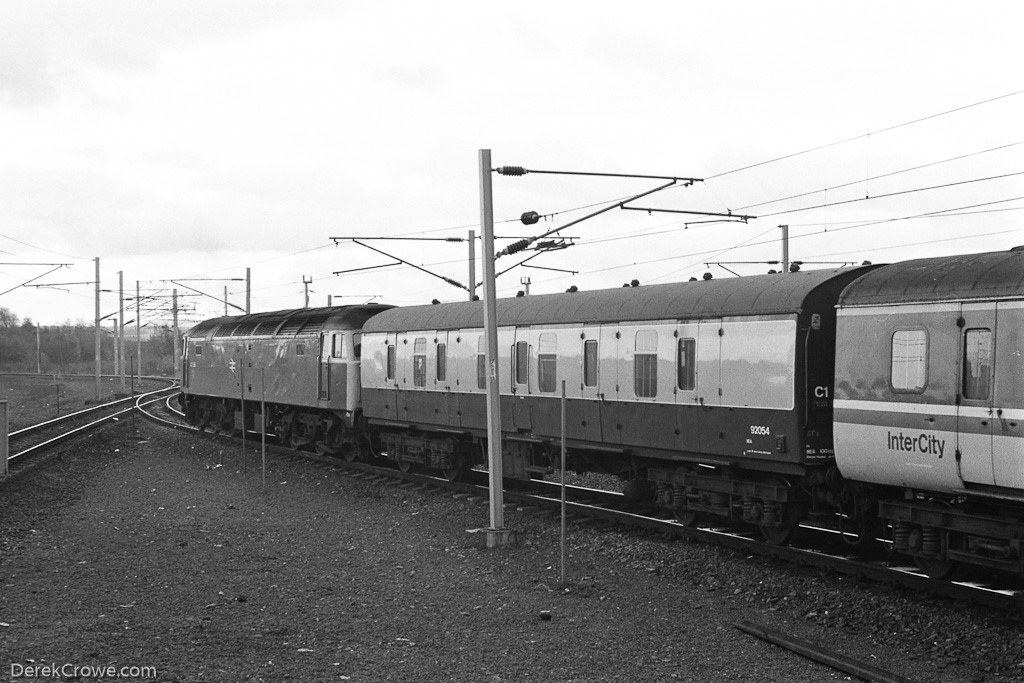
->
[0,307,20,328]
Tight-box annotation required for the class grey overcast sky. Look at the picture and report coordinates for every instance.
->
[1,0,1021,328]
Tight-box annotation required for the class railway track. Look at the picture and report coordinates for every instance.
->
[3,385,179,481]
[136,397,1024,615]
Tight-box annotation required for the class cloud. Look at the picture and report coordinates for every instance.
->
[0,0,343,106]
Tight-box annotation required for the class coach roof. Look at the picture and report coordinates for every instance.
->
[364,267,865,333]
[837,248,1024,307]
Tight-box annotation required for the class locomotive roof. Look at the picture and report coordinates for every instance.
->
[363,267,868,333]
[187,304,393,340]
[837,248,1024,307]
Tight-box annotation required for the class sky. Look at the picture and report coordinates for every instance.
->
[0,1,1021,331]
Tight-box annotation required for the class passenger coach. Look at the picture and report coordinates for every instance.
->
[360,267,867,541]
[834,248,1024,576]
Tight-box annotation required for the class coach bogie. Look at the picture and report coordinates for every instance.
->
[648,466,803,543]
[883,497,1024,577]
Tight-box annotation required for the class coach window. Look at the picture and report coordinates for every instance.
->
[476,337,487,390]
[413,338,427,387]
[583,340,598,388]
[436,342,447,382]
[538,333,557,393]
[890,329,927,392]
[514,341,529,386]
[963,328,993,400]
[677,338,696,391]
[635,329,658,398]
[386,343,396,381]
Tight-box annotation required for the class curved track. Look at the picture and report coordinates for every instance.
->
[137,395,1024,614]
[4,385,179,481]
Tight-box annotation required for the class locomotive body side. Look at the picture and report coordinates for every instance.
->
[834,248,1024,576]
[181,305,391,451]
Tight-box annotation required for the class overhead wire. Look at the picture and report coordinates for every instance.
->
[734,141,1023,212]
[705,88,1024,180]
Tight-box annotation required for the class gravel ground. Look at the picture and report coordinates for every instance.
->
[1,420,1023,682]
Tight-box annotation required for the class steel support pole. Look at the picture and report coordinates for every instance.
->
[94,257,101,400]
[246,267,251,314]
[780,224,789,273]
[136,281,142,384]
[478,149,510,548]
[468,229,476,302]
[172,289,181,381]
[119,271,125,391]
[560,380,567,585]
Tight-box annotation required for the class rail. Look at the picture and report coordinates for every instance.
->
[130,404,1024,614]
[2,385,179,479]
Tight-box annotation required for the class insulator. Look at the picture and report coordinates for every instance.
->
[503,238,531,256]
[521,211,540,225]
[496,166,527,176]
[442,277,466,289]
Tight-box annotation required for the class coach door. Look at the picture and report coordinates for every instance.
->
[674,322,700,453]
[575,327,603,442]
[511,328,533,431]
[318,333,331,401]
[597,325,623,444]
[993,302,1024,489]
[957,303,996,486]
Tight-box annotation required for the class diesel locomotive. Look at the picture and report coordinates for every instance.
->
[179,247,1024,578]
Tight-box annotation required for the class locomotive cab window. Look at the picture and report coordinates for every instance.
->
[295,343,307,356]
[194,345,203,356]
[583,340,598,388]
[413,338,427,387]
[962,328,993,400]
[677,338,696,391]
[353,333,361,359]
[538,333,557,393]
[634,329,658,398]
[332,334,344,358]
[890,329,927,393]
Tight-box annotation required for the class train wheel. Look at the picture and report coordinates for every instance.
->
[674,509,701,527]
[211,403,229,432]
[442,459,467,483]
[914,556,956,580]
